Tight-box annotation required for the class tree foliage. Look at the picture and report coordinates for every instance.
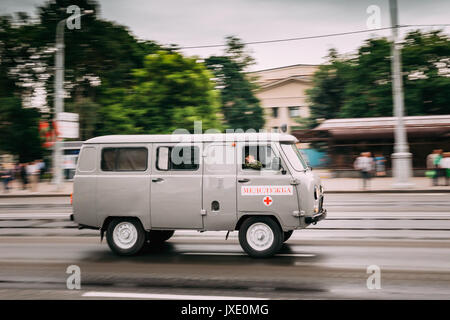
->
[98,50,223,135]
[306,30,450,125]
[205,36,264,131]
[0,97,43,162]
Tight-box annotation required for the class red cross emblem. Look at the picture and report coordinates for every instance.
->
[263,196,273,206]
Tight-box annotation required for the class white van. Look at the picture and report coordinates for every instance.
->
[71,133,326,258]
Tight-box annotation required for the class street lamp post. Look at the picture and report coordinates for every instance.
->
[51,11,92,190]
[389,0,414,188]
[51,19,66,189]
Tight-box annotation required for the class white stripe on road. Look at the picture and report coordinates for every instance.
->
[181,252,315,257]
[82,291,268,300]
[0,213,70,219]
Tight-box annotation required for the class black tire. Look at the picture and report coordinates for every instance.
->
[106,218,146,256]
[147,230,175,244]
[283,230,294,242]
[238,216,283,258]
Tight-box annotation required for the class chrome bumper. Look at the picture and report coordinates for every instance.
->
[304,209,327,225]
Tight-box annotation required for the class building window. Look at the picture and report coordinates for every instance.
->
[271,127,279,133]
[289,106,300,118]
[272,107,278,118]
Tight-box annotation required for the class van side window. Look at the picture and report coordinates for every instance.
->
[242,145,275,170]
[156,146,199,171]
[101,148,148,171]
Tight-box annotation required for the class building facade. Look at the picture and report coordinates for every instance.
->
[249,64,319,133]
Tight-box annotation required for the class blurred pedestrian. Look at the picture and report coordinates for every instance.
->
[426,150,439,185]
[1,163,13,193]
[37,159,46,182]
[27,161,40,192]
[19,163,28,190]
[354,152,374,190]
[433,149,444,186]
[374,153,386,177]
[440,152,450,186]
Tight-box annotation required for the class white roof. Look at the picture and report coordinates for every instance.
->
[84,133,298,144]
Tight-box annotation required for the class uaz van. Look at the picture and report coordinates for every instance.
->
[71,133,326,258]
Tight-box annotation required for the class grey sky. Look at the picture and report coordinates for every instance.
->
[1,0,449,71]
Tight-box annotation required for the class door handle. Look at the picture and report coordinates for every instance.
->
[152,178,164,183]
[238,178,250,183]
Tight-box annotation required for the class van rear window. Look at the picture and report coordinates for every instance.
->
[101,148,148,171]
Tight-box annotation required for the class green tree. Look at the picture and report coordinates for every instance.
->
[100,50,223,134]
[0,0,163,144]
[306,30,450,121]
[205,36,264,131]
[304,48,351,128]
[339,38,393,118]
[0,97,43,162]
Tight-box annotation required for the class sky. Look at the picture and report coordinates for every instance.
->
[1,0,449,71]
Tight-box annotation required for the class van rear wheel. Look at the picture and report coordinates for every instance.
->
[106,218,146,256]
[239,216,283,258]
[147,230,175,244]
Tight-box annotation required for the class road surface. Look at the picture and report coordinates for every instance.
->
[0,193,449,299]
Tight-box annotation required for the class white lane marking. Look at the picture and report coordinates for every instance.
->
[82,291,268,300]
[0,213,70,219]
[182,252,245,256]
[181,252,315,257]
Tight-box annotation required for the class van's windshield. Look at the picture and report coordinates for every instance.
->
[281,143,308,171]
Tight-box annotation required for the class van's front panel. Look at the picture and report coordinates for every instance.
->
[202,142,237,230]
[95,144,151,230]
[236,142,301,230]
[150,143,203,229]
[280,142,325,226]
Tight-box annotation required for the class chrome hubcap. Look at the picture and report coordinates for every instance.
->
[246,223,274,251]
[113,222,138,250]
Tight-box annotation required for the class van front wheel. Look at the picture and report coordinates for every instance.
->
[106,218,146,256]
[239,217,283,258]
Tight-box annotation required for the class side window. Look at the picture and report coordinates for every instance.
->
[156,146,199,171]
[101,148,116,171]
[242,145,276,170]
[101,147,148,171]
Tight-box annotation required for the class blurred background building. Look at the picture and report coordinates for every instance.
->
[293,115,450,175]
[249,64,318,133]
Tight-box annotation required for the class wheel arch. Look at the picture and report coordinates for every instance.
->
[235,214,283,232]
[101,216,145,232]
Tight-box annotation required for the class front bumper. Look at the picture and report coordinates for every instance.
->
[304,208,327,225]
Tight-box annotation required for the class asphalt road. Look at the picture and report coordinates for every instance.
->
[0,193,449,299]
